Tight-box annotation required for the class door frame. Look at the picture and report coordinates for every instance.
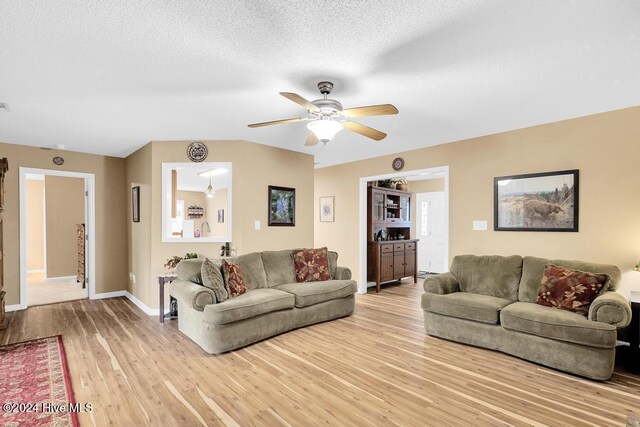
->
[416,191,447,273]
[19,167,96,309]
[358,166,449,294]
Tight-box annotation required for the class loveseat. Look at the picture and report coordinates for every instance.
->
[169,250,356,353]
[422,255,632,380]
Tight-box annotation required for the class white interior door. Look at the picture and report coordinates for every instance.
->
[416,192,447,273]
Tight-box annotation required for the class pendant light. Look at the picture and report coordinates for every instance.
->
[204,175,215,198]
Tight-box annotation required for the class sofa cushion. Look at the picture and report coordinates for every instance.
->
[328,251,338,279]
[450,255,522,301]
[203,288,294,325]
[535,264,610,315]
[293,247,331,282]
[261,250,296,286]
[226,252,268,289]
[177,258,204,285]
[519,257,621,302]
[421,292,513,324]
[222,260,248,298]
[500,302,616,348]
[201,258,228,303]
[275,280,357,308]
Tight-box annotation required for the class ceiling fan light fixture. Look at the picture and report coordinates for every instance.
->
[307,119,343,143]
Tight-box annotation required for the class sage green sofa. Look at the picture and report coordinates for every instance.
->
[422,255,632,380]
[169,250,356,353]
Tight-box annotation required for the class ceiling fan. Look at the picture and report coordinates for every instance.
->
[248,81,398,146]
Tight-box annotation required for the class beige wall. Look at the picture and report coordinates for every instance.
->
[26,179,45,271]
[315,106,640,295]
[126,140,315,308]
[0,142,128,305]
[209,188,228,237]
[45,176,85,278]
[408,178,446,239]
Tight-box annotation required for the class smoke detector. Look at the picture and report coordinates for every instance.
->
[0,102,8,111]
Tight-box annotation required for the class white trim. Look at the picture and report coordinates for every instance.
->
[19,167,96,309]
[92,290,126,300]
[358,166,450,294]
[45,275,77,282]
[161,162,233,243]
[124,292,170,316]
[5,304,23,312]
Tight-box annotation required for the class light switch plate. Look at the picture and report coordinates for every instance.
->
[255,220,261,230]
[473,220,488,231]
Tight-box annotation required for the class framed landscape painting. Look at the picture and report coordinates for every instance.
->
[494,169,579,232]
[268,185,295,226]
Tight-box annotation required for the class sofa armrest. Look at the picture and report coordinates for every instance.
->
[588,291,631,328]
[169,279,215,312]
[334,266,352,280]
[423,272,459,294]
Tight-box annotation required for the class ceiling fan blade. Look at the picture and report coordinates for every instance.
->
[343,121,387,141]
[280,92,321,112]
[305,132,319,146]
[248,117,306,128]
[341,104,398,118]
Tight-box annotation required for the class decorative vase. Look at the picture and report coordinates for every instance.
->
[396,183,408,191]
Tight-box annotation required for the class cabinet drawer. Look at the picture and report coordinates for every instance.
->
[393,243,405,251]
[381,244,394,253]
[405,242,415,250]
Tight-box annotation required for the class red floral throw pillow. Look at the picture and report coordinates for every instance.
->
[293,247,331,283]
[222,260,248,298]
[535,264,610,315]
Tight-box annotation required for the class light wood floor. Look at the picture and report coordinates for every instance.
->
[27,272,87,306]
[2,281,639,426]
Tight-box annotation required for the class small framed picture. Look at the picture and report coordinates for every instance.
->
[319,196,335,222]
[132,186,140,223]
[217,209,224,223]
[268,185,295,226]
[494,169,579,232]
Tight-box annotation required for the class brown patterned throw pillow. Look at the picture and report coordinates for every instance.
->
[222,259,248,298]
[535,264,610,315]
[293,247,331,283]
[201,258,228,303]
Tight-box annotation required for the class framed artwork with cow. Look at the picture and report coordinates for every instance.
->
[494,169,579,232]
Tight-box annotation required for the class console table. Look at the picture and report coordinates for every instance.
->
[158,273,177,324]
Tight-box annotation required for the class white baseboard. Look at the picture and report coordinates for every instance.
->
[92,291,126,300]
[45,275,77,282]
[5,304,25,312]
[7,290,168,316]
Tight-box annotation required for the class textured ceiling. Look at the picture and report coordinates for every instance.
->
[1,1,639,167]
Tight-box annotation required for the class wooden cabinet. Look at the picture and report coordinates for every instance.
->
[0,158,8,329]
[368,240,418,293]
[367,185,418,292]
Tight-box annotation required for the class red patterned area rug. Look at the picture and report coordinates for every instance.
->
[0,335,79,427]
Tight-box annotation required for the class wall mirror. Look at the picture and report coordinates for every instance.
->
[162,162,232,242]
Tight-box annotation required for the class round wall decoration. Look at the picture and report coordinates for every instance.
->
[53,156,65,166]
[187,142,208,162]
[392,157,405,171]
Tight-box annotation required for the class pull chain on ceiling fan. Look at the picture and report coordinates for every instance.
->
[248,81,398,146]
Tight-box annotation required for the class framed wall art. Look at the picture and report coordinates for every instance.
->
[268,185,295,226]
[132,186,141,223]
[319,196,335,222]
[494,169,579,232]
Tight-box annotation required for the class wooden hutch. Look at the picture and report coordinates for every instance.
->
[0,158,8,329]
[367,185,418,292]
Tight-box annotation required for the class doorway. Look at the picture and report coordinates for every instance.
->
[359,166,449,294]
[416,191,447,274]
[19,168,96,308]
